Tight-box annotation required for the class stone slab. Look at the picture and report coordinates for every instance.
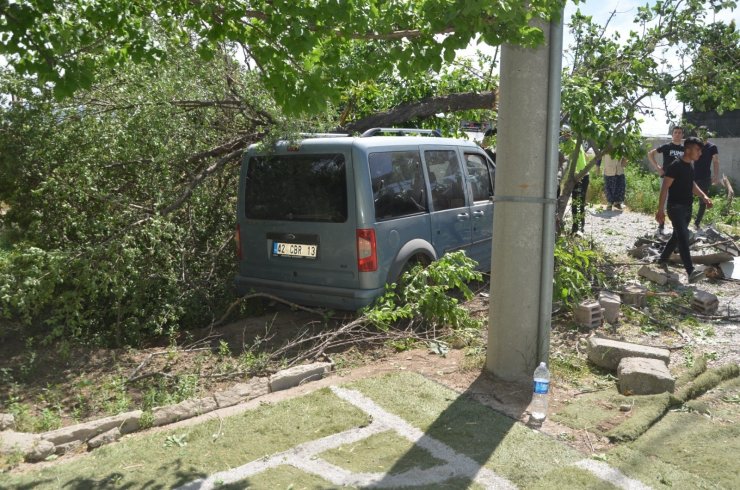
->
[618,357,675,395]
[42,410,142,446]
[587,337,670,371]
[269,362,333,392]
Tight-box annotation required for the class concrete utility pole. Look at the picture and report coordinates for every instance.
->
[486,16,564,382]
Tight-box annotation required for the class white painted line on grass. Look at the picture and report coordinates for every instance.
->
[574,459,653,490]
[330,386,517,489]
[179,385,653,490]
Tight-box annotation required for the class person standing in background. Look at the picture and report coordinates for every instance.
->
[648,126,684,234]
[601,153,627,211]
[692,127,720,230]
[655,136,712,284]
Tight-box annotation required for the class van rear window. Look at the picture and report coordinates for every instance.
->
[245,153,347,222]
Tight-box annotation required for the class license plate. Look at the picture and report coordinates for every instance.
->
[272,241,318,258]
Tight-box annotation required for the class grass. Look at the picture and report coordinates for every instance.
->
[0,388,372,487]
[320,430,445,474]
[347,372,584,488]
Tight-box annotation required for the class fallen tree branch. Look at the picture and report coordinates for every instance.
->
[338,91,497,133]
[624,305,691,342]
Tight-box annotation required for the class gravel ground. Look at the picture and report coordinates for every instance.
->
[572,204,740,367]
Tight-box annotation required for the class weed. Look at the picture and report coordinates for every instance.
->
[460,345,485,372]
[553,237,605,308]
[37,407,62,432]
[683,346,695,368]
[217,339,231,358]
[550,353,591,385]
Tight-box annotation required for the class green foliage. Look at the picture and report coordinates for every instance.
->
[364,251,483,332]
[676,21,740,113]
[553,237,604,307]
[0,45,287,346]
[0,1,567,112]
[342,55,499,136]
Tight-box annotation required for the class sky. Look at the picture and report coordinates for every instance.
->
[461,0,740,137]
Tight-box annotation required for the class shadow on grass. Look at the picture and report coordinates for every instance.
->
[7,460,206,489]
[371,371,530,488]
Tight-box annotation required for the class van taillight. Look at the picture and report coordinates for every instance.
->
[235,224,243,260]
[356,228,377,272]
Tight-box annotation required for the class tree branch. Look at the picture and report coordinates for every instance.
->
[337,91,497,133]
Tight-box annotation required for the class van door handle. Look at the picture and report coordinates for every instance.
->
[472,210,485,218]
[456,212,470,221]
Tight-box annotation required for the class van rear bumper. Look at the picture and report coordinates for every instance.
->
[234,275,384,311]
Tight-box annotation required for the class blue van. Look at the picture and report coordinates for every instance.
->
[235,129,496,310]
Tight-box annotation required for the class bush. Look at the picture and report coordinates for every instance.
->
[553,237,605,308]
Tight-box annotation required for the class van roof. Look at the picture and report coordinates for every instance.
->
[246,135,480,154]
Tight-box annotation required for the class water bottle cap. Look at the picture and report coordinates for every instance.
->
[539,362,546,367]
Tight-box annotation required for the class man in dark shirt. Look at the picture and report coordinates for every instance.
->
[692,128,720,230]
[648,126,684,234]
[655,136,713,283]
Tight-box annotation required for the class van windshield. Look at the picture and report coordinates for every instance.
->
[245,153,348,222]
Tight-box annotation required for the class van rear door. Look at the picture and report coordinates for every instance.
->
[421,146,473,257]
[238,149,360,291]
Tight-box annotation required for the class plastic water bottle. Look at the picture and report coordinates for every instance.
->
[531,362,550,421]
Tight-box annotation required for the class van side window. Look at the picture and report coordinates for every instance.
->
[369,151,428,220]
[425,150,466,211]
[465,153,494,201]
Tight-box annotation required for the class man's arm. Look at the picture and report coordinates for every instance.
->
[656,176,672,224]
[648,148,664,175]
[712,153,720,185]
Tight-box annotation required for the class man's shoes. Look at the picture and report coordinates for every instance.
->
[688,269,705,284]
[606,203,613,211]
[614,202,622,210]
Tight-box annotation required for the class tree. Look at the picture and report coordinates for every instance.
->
[0,44,290,345]
[556,0,738,225]
[0,0,565,110]
[675,20,740,113]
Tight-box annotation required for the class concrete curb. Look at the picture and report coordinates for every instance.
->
[1,361,332,462]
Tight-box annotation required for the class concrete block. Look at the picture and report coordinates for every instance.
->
[638,265,680,286]
[574,300,603,329]
[0,430,55,462]
[618,357,675,395]
[269,362,333,392]
[87,427,121,449]
[0,413,14,431]
[621,284,647,307]
[692,290,719,314]
[213,378,269,408]
[151,397,218,427]
[42,410,142,446]
[587,337,670,371]
[598,291,621,324]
